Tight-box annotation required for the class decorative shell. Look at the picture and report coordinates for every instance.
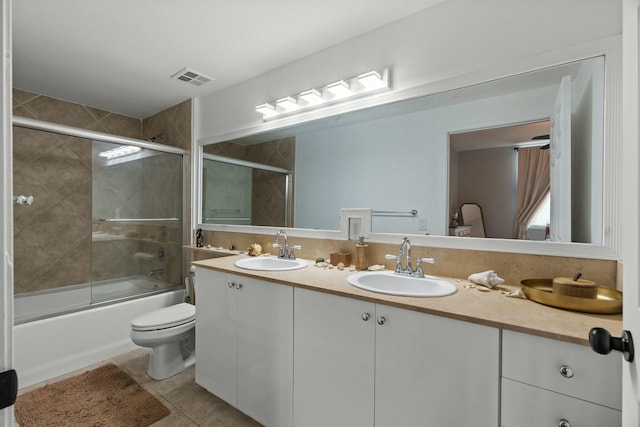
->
[247,243,262,256]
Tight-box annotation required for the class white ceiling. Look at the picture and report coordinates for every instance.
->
[13,0,445,119]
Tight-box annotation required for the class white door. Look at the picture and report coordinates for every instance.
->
[236,276,293,427]
[374,306,499,426]
[293,288,375,427]
[549,75,572,242]
[0,0,14,425]
[620,0,640,424]
[193,268,238,405]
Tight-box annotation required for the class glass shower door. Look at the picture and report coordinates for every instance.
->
[91,141,183,304]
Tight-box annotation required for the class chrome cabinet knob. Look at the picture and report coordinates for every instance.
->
[558,419,571,427]
[228,282,235,288]
[377,316,386,325]
[559,365,574,378]
[361,313,371,321]
[235,283,243,289]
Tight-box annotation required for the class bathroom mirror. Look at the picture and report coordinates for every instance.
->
[200,55,610,247]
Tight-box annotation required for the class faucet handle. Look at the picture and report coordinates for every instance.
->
[419,257,435,264]
[289,244,302,259]
[386,254,403,274]
[272,242,285,258]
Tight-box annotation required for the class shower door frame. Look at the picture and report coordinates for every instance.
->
[12,116,189,312]
[202,153,293,227]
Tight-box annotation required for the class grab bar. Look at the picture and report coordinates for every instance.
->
[99,218,180,222]
[372,210,418,217]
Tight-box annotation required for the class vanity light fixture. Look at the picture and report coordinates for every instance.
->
[299,88,323,105]
[325,80,352,98]
[255,67,391,120]
[255,102,277,118]
[98,145,141,160]
[357,70,385,89]
[276,96,299,111]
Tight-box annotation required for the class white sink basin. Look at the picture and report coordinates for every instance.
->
[347,271,457,297]
[234,257,308,271]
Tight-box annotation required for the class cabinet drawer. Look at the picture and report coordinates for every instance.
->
[502,330,621,410]
[501,378,621,427]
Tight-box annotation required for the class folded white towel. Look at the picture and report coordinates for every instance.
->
[467,270,505,289]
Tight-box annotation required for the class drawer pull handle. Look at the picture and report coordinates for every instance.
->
[558,419,571,427]
[559,365,574,378]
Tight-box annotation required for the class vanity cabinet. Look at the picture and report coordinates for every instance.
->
[501,330,621,427]
[293,288,500,427]
[194,268,293,427]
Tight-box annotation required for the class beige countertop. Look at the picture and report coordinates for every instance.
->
[192,255,622,346]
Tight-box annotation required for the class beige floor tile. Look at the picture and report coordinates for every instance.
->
[150,410,199,427]
[149,365,196,397]
[200,405,263,427]
[166,381,229,424]
[113,347,153,386]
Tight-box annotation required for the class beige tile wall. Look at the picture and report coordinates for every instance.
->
[204,137,295,227]
[13,89,191,295]
[198,230,619,289]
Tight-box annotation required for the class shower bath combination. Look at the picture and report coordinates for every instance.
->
[12,119,185,324]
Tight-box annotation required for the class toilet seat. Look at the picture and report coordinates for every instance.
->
[131,303,196,332]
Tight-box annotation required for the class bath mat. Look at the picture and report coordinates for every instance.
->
[14,363,170,427]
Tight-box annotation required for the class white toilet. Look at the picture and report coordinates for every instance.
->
[130,302,196,380]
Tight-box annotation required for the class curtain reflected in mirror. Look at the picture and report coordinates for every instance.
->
[514,146,550,240]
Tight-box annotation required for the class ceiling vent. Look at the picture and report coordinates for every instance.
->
[171,67,214,86]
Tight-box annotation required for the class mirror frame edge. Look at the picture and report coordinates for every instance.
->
[194,35,622,261]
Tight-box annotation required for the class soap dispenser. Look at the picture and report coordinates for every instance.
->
[196,228,204,248]
[355,236,368,271]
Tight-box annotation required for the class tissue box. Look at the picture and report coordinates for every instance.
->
[330,252,352,266]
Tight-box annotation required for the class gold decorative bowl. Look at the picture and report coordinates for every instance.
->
[521,279,622,314]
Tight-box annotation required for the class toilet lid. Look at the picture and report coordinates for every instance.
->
[131,303,196,331]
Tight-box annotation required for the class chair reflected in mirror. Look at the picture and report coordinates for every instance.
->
[460,203,487,238]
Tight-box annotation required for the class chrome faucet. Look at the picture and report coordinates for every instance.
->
[272,230,302,259]
[385,237,435,278]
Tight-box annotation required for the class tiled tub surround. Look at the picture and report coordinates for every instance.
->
[12,88,191,296]
[92,221,183,287]
[195,230,619,292]
[204,137,295,227]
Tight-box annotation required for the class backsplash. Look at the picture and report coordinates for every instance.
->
[196,230,619,290]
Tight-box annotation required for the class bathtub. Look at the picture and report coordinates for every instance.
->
[14,276,172,324]
[14,283,184,389]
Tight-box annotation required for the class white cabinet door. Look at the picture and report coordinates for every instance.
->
[194,268,237,406]
[237,276,293,427]
[293,288,375,427]
[374,305,500,427]
[194,269,294,427]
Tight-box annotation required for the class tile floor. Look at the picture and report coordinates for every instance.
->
[18,348,261,427]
